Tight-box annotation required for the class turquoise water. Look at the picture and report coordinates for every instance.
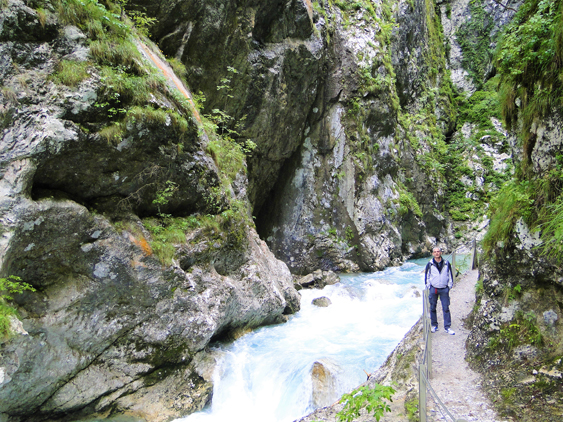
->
[175,258,455,422]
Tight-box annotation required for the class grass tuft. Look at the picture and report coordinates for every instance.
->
[50,60,91,87]
[99,122,124,144]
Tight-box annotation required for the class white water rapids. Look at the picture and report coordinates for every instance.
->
[174,258,438,422]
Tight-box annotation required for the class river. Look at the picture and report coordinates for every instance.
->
[174,257,463,422]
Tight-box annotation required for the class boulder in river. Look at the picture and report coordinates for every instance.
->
[310,359,342,408]
[312,297,332,307]
[295,270,340,290]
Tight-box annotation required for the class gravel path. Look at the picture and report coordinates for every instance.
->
[427,269,507,422]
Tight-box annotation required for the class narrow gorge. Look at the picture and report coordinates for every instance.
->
[0,0,561,421]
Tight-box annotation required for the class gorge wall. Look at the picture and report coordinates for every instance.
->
[137,0,461,274]
[0,0,548,421]
[0,1,300,421]
[464,1,563,419]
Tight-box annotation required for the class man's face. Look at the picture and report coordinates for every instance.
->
[433,249,442,259]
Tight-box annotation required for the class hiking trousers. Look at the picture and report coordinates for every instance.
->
[429,286,451,330]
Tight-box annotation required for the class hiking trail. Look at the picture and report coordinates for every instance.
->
[427,269,510,422]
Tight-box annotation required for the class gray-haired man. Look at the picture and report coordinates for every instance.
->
[424,247,455,335]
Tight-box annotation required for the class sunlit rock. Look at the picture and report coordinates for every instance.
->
[310,359,341,408]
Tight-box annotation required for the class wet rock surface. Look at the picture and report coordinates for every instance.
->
[311,296,332,307]
[295,269,339,290]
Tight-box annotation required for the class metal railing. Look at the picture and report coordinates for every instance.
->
[419,241,478,422]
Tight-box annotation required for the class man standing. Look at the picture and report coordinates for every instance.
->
[425,247,455,335]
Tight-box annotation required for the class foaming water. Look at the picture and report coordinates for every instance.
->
[175,259,438,422]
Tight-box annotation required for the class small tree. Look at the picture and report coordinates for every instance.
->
[337,384,395,422]
[0,275,35,338]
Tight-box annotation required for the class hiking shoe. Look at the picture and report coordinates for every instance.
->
[431,326,438,333]
[445,328,455,335]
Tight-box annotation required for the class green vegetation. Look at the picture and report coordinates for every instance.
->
[495,0,563,157]
[405,397,419,422]
[49,0,189,144]
[153,180,179,217]
[486,310,544,352]
[0,276,36,338]
[500,387,517,403]
[447,81,508,222]
[482,150,563,258]
[477,0,563,257]
[483,179,534,253]
[391,0,457,213]
[337,384,395,422]
[455,0,496,88]
[1,86,18,104]
[143,200,252,265]
[50,60,90,87]
[538,193,563,260]
[313,1,328,18]
[47,0,253,266]
[201,68,254,188]
[396,181,422,217]
[339,1,400,175]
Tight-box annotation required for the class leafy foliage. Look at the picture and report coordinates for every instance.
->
[337,384,395,422]
[153,180,179,216]
[0,276,36,338]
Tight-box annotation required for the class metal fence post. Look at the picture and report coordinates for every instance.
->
[451,250,456,284]
[419,363,427,422]
[471,238,478,270]
[428,314,432,378]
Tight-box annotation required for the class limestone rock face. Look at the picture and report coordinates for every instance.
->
[466,104,563,419]
[131,0,322,213]
[440,0,522,94]
[132,0,459,274]
[0,2,300,421]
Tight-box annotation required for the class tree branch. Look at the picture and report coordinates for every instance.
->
[491,0,517,13]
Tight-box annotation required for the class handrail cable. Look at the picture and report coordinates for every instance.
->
[419,368,459,422]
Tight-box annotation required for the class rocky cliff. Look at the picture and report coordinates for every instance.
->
[0,1,299,421]
[466,107,563,417]
[132,0,464,274]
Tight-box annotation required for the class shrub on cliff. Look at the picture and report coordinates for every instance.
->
[0,276,35,338]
